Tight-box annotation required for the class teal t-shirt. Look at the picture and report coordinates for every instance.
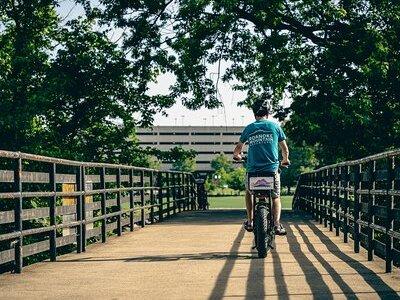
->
[240,119,286,173]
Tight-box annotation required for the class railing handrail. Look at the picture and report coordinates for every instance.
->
[302,148,400,174]
[0,150,192,175]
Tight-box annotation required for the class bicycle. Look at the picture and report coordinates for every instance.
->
[195,178,209,210]
[234,156,288,258]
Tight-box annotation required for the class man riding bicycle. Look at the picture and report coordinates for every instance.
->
[233,100,290,235]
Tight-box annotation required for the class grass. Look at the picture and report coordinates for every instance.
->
[208,195,293,210]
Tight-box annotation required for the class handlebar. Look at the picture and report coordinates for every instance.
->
[233,156,290,169]
[233,156,247,162]
[280,163,290,169]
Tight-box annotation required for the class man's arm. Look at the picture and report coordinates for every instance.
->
[233,142,244,160]
[279,140,290,165]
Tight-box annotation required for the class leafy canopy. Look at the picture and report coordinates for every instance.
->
[2,0,400,167]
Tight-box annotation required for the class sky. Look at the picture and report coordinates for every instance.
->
[147,68,256,127]
[57,1,287,127]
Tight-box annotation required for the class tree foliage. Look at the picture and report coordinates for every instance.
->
[280,142,319,193]
[167,0,400,164]
[2,0,400,168]
[0,1,214,165]
[226,167,246,193]
[211,153,234,173]
[168,146,197,172]
[208,153,245,193]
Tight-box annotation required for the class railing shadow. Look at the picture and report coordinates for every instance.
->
[271,250,290,300]
[306,220,400,298]
[294,223,357,296]
[166,209,247,225]
[285,224,335,299]
[59,251,253,263]
[245,251,265,300]
[208,227,246,300]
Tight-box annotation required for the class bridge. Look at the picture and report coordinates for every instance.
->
[0,150,399,299]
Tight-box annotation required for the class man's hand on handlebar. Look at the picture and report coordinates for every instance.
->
[281,158,291,168]
[233,154,243,162]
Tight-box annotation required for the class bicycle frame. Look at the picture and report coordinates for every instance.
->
[248,175,276,257]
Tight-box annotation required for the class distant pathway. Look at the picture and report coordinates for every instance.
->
[1,210,399,299]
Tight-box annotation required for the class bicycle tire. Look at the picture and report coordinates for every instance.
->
[255,204,269,258]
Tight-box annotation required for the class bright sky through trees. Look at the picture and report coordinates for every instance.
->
[57,1,286,127]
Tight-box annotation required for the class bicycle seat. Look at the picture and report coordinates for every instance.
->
[247,171,276,177]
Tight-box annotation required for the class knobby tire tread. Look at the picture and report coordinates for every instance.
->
[255,205,269,258]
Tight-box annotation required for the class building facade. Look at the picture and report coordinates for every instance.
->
[136,126,247,172]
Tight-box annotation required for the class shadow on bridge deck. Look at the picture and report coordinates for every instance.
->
[0,210,399,299]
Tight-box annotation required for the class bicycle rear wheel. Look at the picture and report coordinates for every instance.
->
[255,204,269,258]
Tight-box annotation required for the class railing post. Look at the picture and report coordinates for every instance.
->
[299,174,305,212]
[158,172,163,222]
[172,173,177,215]
[180,173,184,212]
[129,168,134,231]
[190,175,196,210]
[183,173,187,211]
[318,172,322,223]
[343,165,349,243]
[49,163,57,261]
[13,157,23,273]
[140,170,145,227]
[323,169,328,227]
[178,173,182,213]
[312,173,317,221]
[318,171,323,224]
[308,174,311,213]
[385,157,394,272]
[116,168,122,236]
[76,166,83,253]
[81,166,87,252]
[100,167,107,243]
[367,160,375,261]
[329,168,334,232]
[166,172,171,217]
[150,171,155,223]
[353,163,361,253]
[335,166,340,236]
[303,174,308,213]
[304,173,308,212]
[311,173,316,220]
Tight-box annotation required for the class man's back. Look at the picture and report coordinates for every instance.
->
[240,119,286,173]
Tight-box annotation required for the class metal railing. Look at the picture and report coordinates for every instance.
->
[293,149,400,273]
[0,150,197,273]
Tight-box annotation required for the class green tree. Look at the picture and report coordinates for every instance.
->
[0,0,58,152]
[0,1,201,165]
[226,167,246,194]
[168,0,400,163]
[208,153,246,193]
[172,157,196,172]
[166,146,197,172]
[204,177,217,193]
[211,153,233,173]
[280,142,319,193]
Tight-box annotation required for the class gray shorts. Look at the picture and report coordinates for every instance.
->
[245,172,281,199]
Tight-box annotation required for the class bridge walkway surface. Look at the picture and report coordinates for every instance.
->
[0,210,399,299]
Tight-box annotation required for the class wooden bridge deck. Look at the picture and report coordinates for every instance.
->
[0,210,399,299]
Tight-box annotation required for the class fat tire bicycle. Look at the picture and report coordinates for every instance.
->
[249,172,277,258]
[235,157,288,258]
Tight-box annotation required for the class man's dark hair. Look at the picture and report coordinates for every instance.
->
[252,100,270,117]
